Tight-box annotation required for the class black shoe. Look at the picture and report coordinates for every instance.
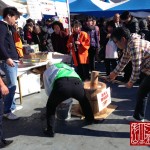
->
[0,139,13,148]
[43,128,55,137]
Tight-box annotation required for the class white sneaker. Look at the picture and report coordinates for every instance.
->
[11,105,23,113]
[3,113,19,120]
[125,116,144,122]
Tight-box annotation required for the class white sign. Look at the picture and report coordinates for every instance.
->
[39,0,56,15]
[97,87,111,111]
[27,0,42,20]
[55,1,68,17]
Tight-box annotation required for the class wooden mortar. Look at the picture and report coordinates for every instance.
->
[83,71,107,114]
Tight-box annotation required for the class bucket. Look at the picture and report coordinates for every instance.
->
[56,98,73,120]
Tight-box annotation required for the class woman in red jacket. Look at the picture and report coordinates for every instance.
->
[67,21,90,81]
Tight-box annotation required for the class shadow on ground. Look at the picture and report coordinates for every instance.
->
[3,107,129,139]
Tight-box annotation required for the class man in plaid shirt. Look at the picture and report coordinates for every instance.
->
[109,27,150,122]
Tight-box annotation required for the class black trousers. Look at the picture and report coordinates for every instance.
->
[88,47,96,71]
[76,64,90,81]
[133,75,150,120]
[46,77,94,129]
[123,61,132,81]
[75,51,90,81]
[104,58,118,76]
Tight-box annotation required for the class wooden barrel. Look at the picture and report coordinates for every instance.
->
[84,81,107,115]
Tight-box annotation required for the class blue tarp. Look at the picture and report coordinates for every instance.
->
[69,0,150,17]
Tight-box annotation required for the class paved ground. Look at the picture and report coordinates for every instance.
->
[3,62,150,150]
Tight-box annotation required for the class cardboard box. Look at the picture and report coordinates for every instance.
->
[15,71,41,99]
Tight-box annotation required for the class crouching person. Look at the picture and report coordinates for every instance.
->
[43,62,95,137]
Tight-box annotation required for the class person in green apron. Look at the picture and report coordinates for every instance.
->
[43,62,96,137]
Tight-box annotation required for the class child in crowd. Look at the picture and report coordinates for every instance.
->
[105,20,118,76]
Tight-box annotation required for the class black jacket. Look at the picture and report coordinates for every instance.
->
[0,21,18,60]
[124,17,139,33]
[51,31,69,54]
[139,29,150,41]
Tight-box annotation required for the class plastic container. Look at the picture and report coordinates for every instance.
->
[22,58,40,64]
[56,98,73,120]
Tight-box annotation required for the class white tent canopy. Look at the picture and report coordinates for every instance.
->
[0,0,27,15]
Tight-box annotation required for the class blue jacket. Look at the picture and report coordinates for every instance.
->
[0,21,18,60]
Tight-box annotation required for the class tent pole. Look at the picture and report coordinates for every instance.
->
[66,0,71,35]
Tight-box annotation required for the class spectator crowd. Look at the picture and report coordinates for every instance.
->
[0,6,150,148]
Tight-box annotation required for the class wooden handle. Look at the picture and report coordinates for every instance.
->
[98,75,126,85]
[90,71,99,88]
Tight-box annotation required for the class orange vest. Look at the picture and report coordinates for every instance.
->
[13,32,24,58]
[67,31,90,66]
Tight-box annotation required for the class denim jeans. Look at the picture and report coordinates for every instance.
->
[0,98,4,140]
[0,62,18,114]
[133,75,150,120]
